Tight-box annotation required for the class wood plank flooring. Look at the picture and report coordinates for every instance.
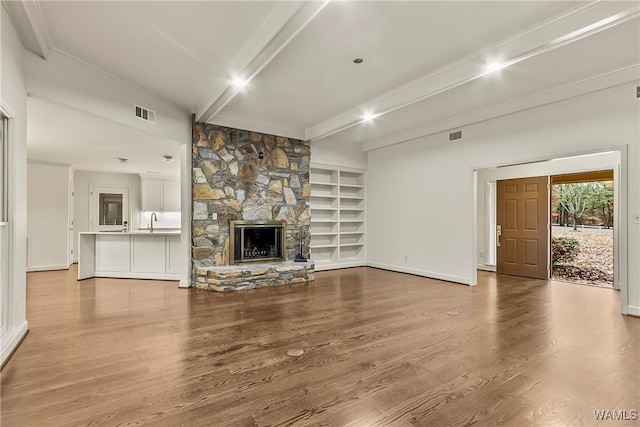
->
[1,266,638,426]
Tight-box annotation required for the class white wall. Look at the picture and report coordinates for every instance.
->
[27,162,71,271]
[73,170,141,262]
[25,50,191,145]
[311,136,367,170]
[1,5,29,365]
[476,151,621,268]
[366,83,639,315]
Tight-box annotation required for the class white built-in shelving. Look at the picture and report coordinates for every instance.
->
[309,165,365,270]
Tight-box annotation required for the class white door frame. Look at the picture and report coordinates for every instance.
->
[471,146,628,315]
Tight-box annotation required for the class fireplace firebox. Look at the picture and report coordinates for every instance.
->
[229,221,286,264]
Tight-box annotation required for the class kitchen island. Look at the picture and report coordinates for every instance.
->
[78,231,181,281]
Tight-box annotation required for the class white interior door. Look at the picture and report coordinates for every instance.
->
[90,186,129,231]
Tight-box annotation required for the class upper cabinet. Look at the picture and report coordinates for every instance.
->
[140,177,180,212]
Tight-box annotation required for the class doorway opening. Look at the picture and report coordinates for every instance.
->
[551,170,614,288]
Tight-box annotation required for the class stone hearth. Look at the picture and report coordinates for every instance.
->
[194,261,315,292]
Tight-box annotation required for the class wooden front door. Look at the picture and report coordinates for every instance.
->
[497,176,549,279]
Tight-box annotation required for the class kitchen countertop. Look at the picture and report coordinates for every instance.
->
[79,230,181,235]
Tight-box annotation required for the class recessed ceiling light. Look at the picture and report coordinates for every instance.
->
[362,112,379,122]
[485,61,507,73]
[232,77,248,89]
[162,155,174,162]
[116,157,128,163]
[353,58,364,64]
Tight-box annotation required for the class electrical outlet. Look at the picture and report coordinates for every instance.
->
[211,213,218,220]
[633,213,640,224]
[479,251,484,258]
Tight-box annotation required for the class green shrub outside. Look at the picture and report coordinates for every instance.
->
[552,236,580,266]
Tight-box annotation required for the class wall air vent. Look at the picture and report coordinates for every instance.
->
[449,130,463,141]
[134,104,155,123]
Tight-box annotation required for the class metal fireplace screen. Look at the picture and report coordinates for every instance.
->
[229,221,286,264]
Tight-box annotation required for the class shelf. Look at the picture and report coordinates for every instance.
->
[311,194,337,199]
[312,259,336,266]
[310,181,338,187]
[337,258,365,266]
[311,164,366,269]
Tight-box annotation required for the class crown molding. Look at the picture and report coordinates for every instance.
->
[196,0,330,124]
[305,1,640,143]
[364,64,640,152]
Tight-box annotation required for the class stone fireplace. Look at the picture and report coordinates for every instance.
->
[191,121,314,291]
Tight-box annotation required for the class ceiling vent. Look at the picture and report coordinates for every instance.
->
[134,104,155,123]
[449,130,463,141]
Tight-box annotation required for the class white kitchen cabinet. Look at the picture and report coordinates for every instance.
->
[166,235,181,274]
[140,177,180,212]
[141,179,163,211]
[79,231,181,280]
[95,235,130,272]
[162,181,181,212]
[131,235,166,273]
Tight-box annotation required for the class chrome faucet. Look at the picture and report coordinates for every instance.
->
[150,212,158,232]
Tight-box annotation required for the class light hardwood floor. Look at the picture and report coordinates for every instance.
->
[1,266,638,426]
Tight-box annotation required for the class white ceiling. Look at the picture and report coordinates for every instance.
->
[27,97,180,176]
[13,1,640,173]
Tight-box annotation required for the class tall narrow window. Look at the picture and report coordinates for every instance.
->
[1,113,9,335]
[1,115,7,222]
[486,181,497,266]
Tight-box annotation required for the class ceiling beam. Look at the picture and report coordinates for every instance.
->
[305,1,640,143]
[363,64,640,151]
[3,1,53,60]
[195,0,330,125]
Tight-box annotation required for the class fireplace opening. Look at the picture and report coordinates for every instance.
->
[230,221,286,264]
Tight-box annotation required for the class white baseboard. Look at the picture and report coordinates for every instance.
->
[91,271,180,281]
[1,321,29,367]
[179,279,191,288]
[314,262,365,271]
[26,264,71,272]
[627,305,640,317]
[477,264,496,272]
[366,262,471,285]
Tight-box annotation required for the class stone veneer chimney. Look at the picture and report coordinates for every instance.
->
[191,122,311,277]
